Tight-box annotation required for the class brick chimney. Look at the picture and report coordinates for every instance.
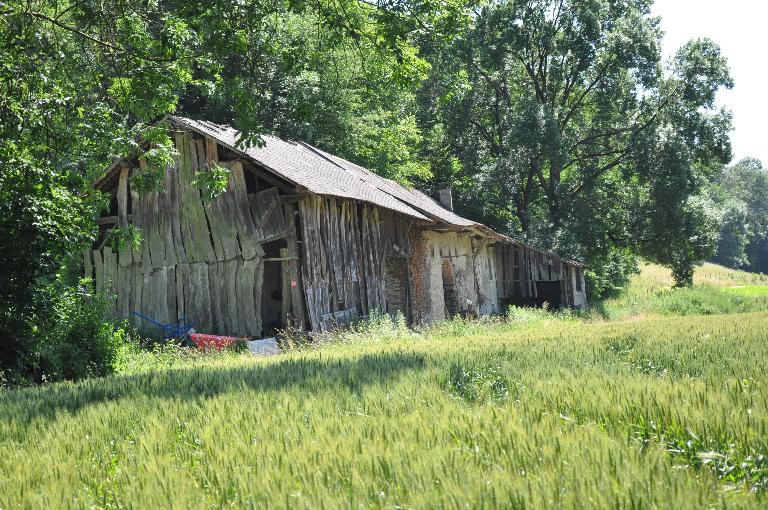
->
[438,185,453,211]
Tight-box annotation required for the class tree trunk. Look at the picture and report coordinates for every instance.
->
[546,159,563,230]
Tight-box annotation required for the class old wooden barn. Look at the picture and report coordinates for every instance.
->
[87,116,586,337]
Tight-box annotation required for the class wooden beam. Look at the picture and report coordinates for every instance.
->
[243,163,295,192]
[97,216,118,225]
[263,256,298,262]
[279,193,309,204]
[117,167,129,227]
[283,203,305,330]
[280,248,291,328]
[96,214,135,226]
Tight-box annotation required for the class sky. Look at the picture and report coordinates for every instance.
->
[651,0,767,166]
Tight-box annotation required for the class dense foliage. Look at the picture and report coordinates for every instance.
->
[0,0,743,382]
[709,158,768,273]
[413,0,733,292]
[0,0,436,381]
[34,282,126,382]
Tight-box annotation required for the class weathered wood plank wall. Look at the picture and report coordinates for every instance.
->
[85,129,585,333]
[493,243,579,308]
[298,194,412,331]
[282,203,305,330]
[85,132,287,337]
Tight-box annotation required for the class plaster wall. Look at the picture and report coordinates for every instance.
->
[472,242,500,315]
[411,230,501,322]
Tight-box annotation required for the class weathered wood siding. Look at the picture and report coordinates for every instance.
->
[84,132,287,337]
[493,242,584,309]
[87,127,586,335]
[298,194,412,331]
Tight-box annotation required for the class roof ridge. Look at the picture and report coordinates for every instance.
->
[296,141,350,174]
[294,141,420,215]
[297,142,459,225]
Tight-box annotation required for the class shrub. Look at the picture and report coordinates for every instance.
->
[35,280,126,382]
[418,313,503,338]
[649,285,768,316]
[507,304,553,323]
[113,340,198,375]
[301,311,416,348]
[345,310,413,342]
[585,248,639,299]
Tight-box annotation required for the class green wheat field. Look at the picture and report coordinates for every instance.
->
[1,263,767,509]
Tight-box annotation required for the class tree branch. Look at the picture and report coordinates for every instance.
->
[570,154,627,197]
[562,147,629,171]
[21,10,170,63]
[467,57,510,103]
[558,59,612,129]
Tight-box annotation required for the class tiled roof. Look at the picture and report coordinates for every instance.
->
[172,117,431,221]
[172,116,494,227]
[304,144,477,227]
[171,118,584,266]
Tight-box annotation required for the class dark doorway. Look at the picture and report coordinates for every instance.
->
[261,239,287,334]
[534,281,562,308]
[441,259,459,317]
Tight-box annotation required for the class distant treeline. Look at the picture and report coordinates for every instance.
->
[709,158,768,274]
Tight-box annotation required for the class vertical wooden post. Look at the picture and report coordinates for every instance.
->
[280,248,291,328]
[129,167,142,264]
[205,137,218,165]
[82,250,93,287]
[283,203,306,330]
[117,167,132,267]
[92,249,104,294]
[560,262,568,306]
[517,246,527,298]
[117,167,129,228]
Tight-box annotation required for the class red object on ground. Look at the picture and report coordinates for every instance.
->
[189,333,242,351]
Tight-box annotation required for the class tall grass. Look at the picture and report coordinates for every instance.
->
[602,261,768,318]
[1,312,767,508]
[112,339,250,376]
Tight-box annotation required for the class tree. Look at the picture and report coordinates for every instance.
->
[709,158,768,273]
[416,0,733,290]
[712,199,750,269]
[0,0,741,382]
